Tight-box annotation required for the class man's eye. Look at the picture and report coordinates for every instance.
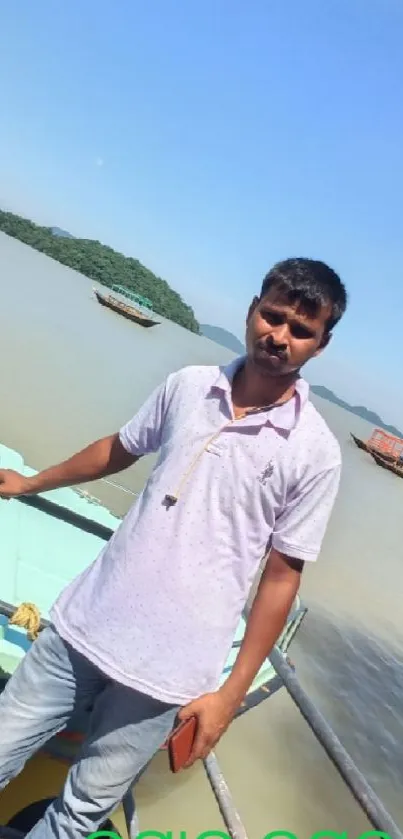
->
[261,310,282,325]
[291,325,313,339]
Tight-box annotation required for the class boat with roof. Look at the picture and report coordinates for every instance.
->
[350,427,403,462]
[93,284,160,327]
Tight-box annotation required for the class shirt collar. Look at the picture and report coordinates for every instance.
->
[210,355,310,433]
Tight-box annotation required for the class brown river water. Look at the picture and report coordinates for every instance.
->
[1,231,403,838]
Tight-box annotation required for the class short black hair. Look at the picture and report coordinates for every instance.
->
[260,257,347,332]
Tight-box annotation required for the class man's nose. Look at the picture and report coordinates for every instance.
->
[269,323,289,347]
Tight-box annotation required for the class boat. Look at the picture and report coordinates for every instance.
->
[370,450,403,478]
[93,284,160,327]
[0,441,306,834]
[350,432,371,452]
[350,428,403,462]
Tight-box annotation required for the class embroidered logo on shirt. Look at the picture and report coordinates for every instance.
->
[258,460,274,485]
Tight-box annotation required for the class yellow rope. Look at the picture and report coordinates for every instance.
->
[9,602,41,640]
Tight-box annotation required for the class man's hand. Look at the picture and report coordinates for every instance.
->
[177,689,237,768]
[0,469,32,499]
[175,548,303,769]
[0,434,138,499]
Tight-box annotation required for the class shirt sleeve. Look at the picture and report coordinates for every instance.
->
[119,379,168,457]
[271,462,341,562]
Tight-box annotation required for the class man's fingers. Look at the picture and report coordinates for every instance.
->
[184,723,213,767]
[177,701,198,722]
[185,734,205,766]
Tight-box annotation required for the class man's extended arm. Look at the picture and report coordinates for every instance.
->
[0,376,171,500]
[0,434,138,498]
[219,548,302,706]
[178,548,302,765]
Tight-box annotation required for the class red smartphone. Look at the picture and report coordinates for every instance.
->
[167,716,197,773]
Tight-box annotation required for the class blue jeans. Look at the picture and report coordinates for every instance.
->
[0,624,179,838]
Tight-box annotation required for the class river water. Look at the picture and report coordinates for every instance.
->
[1,231,403,838]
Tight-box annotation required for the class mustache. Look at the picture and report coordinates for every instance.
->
[257,337,288,361]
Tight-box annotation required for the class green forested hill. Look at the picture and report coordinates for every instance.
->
[0,209,200,333]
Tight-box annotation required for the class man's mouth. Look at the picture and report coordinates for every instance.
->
[257,342,287,363]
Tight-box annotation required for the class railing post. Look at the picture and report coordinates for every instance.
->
[251,623,403,839]
[203,752,249,839]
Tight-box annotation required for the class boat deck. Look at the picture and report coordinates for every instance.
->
[0,443,118,620]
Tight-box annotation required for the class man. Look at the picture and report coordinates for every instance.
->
[0,257,347,838]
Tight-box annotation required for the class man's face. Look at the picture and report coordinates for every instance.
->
[245,286,332,377]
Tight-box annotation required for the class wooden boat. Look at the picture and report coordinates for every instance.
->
[94,284,159,327]
[350,432,371,452]
[0,441,306,834]
[350,429,403,462]
[350,433,395,461]
[370,450,403,478]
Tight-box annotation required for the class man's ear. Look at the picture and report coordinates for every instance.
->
[314,330,332,357]
[247,295,259,323]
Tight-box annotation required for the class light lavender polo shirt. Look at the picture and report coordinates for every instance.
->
[51,358,341,705]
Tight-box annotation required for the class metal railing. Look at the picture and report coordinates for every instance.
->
[265,645,403,839]
[1,493,402,839]
[201,639,403,839]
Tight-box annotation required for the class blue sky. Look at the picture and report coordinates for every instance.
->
[0,0,402,425]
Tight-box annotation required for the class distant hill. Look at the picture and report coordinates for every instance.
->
[201,324,245,354]
[50,226,74,239]
[311,385,403,438]
[0,209,200,333]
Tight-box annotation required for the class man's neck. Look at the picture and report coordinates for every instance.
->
[231,359,299,413]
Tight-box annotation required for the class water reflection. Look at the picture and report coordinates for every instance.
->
[294,607,403,823]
